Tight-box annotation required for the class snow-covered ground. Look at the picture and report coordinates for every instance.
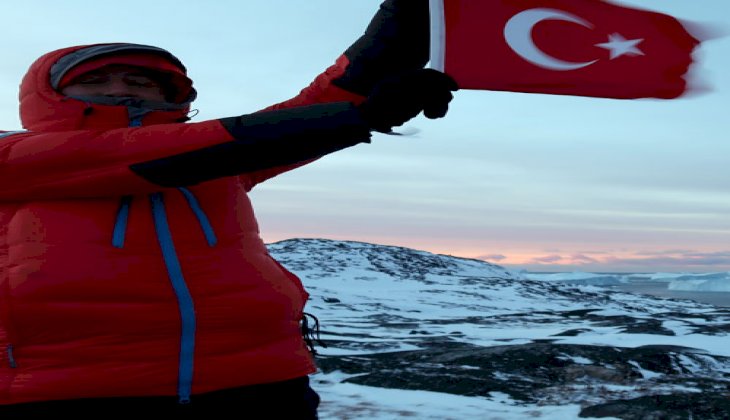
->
[312,371,603,420]
[268,239,730,419]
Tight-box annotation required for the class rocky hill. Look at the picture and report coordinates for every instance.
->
[268,238,730,419]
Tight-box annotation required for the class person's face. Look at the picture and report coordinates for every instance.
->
[60,65,167,102]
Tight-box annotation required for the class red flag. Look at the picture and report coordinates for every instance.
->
[429,0,702,99]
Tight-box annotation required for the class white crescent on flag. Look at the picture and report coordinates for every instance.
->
[503,8,598,71]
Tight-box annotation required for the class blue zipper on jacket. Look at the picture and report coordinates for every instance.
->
[112,196,133,248]
[111,115,143,247]
[150,192,197,404]
[112,188,217,402]
[113,115,219,403]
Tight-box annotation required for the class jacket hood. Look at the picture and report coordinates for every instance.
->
[19,43,198,131]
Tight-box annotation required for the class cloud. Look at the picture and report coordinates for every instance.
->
[576,250,613,255]
[685,251,730,258]
[531,254,564,263]
[570,254,599,264]
[478,254,507,262]
[524,250,730,269]
[606,250,730,267]
[529,254,598,265]
[634,249,697,256]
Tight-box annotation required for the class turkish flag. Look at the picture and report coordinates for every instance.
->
[429,0,702,99]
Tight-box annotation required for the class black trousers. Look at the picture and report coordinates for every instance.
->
[0,376,320,419]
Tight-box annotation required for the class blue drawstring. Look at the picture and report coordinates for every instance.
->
[177,188,218,247]
[7,344,17,368]
[112,196,133,248]
[112,191,218,249]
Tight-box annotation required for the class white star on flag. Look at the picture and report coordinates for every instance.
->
[595,33,645,59]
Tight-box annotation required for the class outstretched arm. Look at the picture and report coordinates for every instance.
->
[0,68,455,200]
[0,103,369,200]
[241,0,432,186]
[0,2,452,201]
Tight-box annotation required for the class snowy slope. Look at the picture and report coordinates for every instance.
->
[268,239,730,420]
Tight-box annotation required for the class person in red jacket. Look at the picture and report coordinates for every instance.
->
[0,1,456,418]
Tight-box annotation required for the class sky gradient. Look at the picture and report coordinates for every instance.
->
[1,1,728,273]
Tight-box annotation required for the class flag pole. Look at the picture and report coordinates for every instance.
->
[429,0,446,71]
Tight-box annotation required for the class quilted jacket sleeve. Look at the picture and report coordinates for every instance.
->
[0,102,370,200]
[131,0,431,194]
[0,1,430,200]
[0,125,222,200]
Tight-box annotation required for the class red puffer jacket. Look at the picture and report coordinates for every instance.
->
[0,1,428,406]
[0,42,372,405]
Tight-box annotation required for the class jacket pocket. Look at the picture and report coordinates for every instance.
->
[268,256,309,308]
[4,344,17,368]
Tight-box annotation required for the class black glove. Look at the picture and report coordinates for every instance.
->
[335,0,431,96]
[358,68,459,133]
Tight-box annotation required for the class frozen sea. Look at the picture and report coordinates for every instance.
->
[523,271,730,308]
